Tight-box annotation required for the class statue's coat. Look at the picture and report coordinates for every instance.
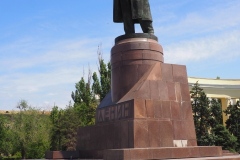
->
[113,0,153,23]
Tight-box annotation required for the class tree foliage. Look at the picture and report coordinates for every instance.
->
[0,100,51,159]
[224,101,240,151]
[190,82,237,151]
[71,48,111,126]
[49,105,64,151]
[212,124,237,151]
[71,72,97,126]
[13,100,51,159]
[49,47,111,151]
[209,98,223,127]
[191,82,213,145]
[92,48,111,101]
[0,115,7,156]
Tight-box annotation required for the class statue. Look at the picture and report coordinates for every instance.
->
[113,0,154,34]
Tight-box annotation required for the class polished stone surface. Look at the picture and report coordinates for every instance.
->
[75,37,228,160]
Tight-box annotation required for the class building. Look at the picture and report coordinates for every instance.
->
[188,77,240,124]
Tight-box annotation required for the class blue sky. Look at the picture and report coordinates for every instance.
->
[0,0,239,110]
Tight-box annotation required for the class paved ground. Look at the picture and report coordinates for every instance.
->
[76,155,240,160]
[166,155,240,160]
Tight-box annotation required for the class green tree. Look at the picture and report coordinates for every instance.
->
[49,105,64,151]
[92,48,111,101]
[209,99,237,151]
[71,72,97,126]
[59,103,81,151]
[190,82,214,146]
[0,114,16,158]
[224,101,240,151]
[0,115,6,157]
[12,100,51,159]
[209,98,223,127]
[212,124,237,151]
[71,48,111,126]
[191,83,237,151]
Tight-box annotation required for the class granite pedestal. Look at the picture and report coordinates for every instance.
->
[74,34,239,160]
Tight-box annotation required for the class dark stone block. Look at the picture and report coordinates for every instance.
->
[114,121,122,149]
[181,101,194,120]
[89,126,96,150]
[146,62,162,80]
[122,59,143,65]
[133,120,149,148]
[134,99,146,118]
[149,80,160,99]
[159,120,174,147]
[162,63,173,81]
[183,120,197,140]
[146,99,154,118]
[167,81,176,101]
[111,42,132,54]
[189,147,201,157]
[147,120,160,147]
[137,64,152,80]
[161,101,171,119]
[120,120,129,148]
[122,50,143,60]
[142,59,158,65]
[153,100,162,118]
[158,80,169,100]
[129,148,151,159]
[198,146,222,157]
[171,101,181,120]
[130,42,150,50]
[142,50,163,62]
[111,52,122,64]
[149,42,163,53]
[172,120,185,140]
[181,83,191,101]
[128,120,134,148]
[151,148,172,159]
[172,64,188,84]
[106,122,115,149]
[175,82,182,102]
[188,139,198,146]
[172,147,191,158]
[93,125,103,150]
[135,80,151,99]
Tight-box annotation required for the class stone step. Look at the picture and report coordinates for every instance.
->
[167,155,240,160]
[76,155,240,160]
[104,146,223,160]
[223,152,239,156]
[223,150,231,153]
[222,150,239,156]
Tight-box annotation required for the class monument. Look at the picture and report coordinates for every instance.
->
[46,1,240,159]
[113,0,154,34]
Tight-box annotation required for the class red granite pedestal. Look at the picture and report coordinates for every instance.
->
[74,35,240,160]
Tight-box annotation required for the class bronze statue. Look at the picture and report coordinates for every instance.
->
[113,0,154,34]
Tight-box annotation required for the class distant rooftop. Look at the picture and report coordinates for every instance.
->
[188,77,240,99]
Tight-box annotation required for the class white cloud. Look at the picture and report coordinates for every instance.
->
[164,30,240,64]
[154,0,240,37]
[1,0,239,110]
[0,36,113,110]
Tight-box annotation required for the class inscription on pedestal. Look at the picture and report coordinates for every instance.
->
[96,100,134,123]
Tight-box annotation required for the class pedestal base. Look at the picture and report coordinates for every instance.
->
[104,146,222,160]
[72,36,238,160]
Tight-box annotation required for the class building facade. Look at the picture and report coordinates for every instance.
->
[188,77,240,124]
